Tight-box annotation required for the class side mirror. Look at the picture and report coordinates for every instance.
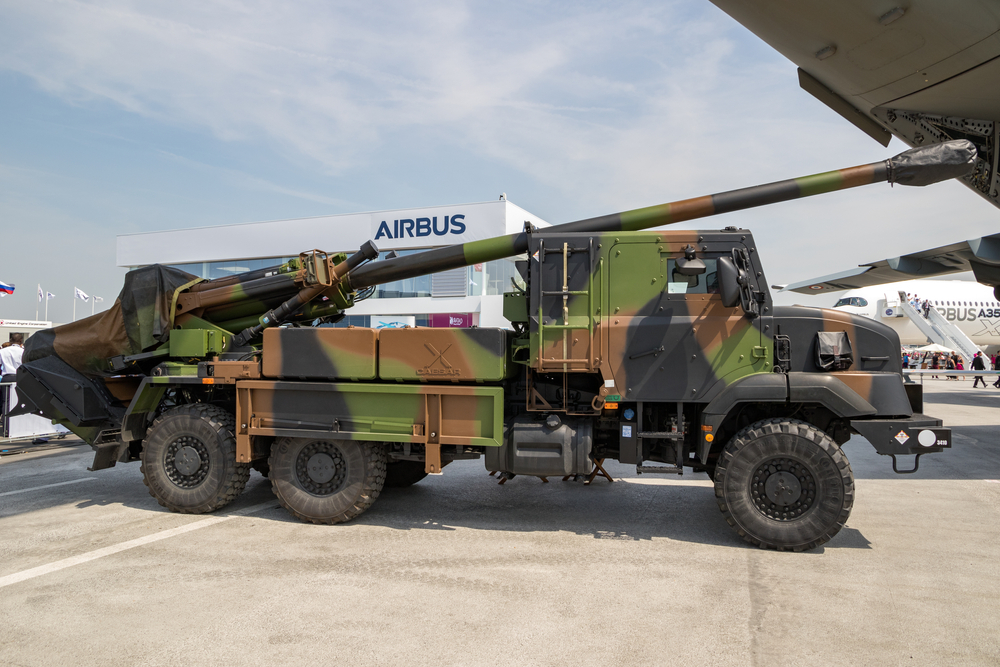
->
[674,257,706,276]
[718,256,741,308]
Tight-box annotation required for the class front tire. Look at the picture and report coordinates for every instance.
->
[714,418,854,551]
[268,438,387,524]
[140,404,250,514]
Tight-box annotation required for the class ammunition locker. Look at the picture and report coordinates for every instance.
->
[262,327,377,380]
[378,328,508,382]
[233,381,504,463]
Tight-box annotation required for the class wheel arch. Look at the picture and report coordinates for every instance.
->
[123,378,237,443]
[121,377,168,442]
[698,372,877,464]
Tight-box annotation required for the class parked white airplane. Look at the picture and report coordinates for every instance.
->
[829,279,1000,349]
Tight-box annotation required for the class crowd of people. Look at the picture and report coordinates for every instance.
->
[902,348,1000,387]
[906,292,933,318]
[898,291,1000,385]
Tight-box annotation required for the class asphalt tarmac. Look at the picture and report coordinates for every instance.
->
[1,380,997,666]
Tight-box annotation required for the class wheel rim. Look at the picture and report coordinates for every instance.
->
[749,457,816,521]
[164,435,210,488]
[295,441,348,496]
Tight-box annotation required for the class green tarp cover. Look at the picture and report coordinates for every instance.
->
[24,265,200,377]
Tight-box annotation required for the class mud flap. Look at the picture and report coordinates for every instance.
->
[850,414,950,474]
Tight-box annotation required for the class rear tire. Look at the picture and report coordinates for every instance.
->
[714,418,854,551]
[384,460,429,488]
[140,404,250,514]
[268,438,387,524]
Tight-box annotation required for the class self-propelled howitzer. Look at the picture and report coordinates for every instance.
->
[12,140,974,550]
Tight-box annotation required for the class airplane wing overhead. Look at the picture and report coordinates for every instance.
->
[709,0,1000,210]
[782,232,1000,295]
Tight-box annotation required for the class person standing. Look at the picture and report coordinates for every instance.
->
[994,353,1000,388]
[971,352,987,388]
[0,333,24,382]
[945,354,957,380]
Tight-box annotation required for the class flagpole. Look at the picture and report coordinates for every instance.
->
[92,296,95,316]
[73,287,76,322]
[45,294,49,322]
[36,284,40,321]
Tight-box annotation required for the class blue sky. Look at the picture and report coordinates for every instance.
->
[0,0,995,323]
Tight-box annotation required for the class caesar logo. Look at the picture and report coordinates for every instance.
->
[417,342,461,376]
[374,214,467,240]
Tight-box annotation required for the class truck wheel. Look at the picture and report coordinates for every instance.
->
[384,460,429,488]
[268,438,387,524]
[140,404,250,514]
[714,418,854,551]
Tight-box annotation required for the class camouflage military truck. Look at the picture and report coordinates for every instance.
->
[12,141,975,551]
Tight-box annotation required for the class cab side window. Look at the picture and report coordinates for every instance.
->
[666,258,719,295]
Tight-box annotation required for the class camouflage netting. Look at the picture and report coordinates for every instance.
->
[24,265,201,377]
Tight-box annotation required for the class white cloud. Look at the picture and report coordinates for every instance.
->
[0,1,800,199]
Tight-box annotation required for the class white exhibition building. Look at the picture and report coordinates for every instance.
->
[116,200,550,329]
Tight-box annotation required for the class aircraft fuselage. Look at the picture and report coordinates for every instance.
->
[830,279,1000,349]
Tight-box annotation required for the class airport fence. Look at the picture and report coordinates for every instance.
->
[904,369,1000,385]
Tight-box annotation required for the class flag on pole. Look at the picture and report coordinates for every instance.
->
[0,281,14,296]
[94,296,104,303]
[46,292,55,300]
[75,288,90,302]
[38,285,44,302]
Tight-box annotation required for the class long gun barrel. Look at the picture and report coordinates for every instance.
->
[347,140,977,290]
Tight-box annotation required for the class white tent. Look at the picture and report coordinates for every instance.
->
[916,343,954,353]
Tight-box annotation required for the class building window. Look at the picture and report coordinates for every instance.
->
[325,315,433,328]
[371,250,432,298]
[162,257,297,280]
[469,257,525,296]
[150,250,526,299]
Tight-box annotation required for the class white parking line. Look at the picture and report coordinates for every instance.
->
[0,478,96,497]
[617,477,714,487]
[0,500,278,589]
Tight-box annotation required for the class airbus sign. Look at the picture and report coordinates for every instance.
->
[367,203,506,250]
[373,214,467,240]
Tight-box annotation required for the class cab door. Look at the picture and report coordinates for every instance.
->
[606,238,767,402]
